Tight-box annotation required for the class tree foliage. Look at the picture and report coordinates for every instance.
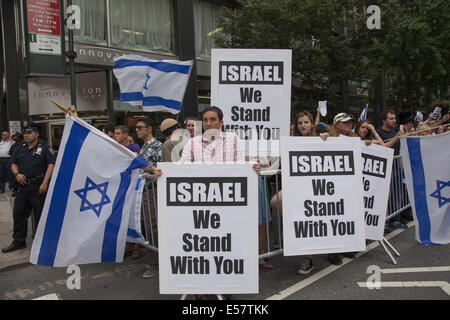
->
[215,0,449,114]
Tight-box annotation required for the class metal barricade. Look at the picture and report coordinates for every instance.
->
[259,169,284,261]
[379,155,411,264]
[386,155,411,221]
[141,178,159,253]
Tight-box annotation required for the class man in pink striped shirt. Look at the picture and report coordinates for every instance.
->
[180,106,243,163]
[179,106,260,173]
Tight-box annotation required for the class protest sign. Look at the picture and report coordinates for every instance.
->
[211,49,291,157]
[319,101,327,116]
[157,163,258,294]
[360,142,394,240]
[281,137,366,255]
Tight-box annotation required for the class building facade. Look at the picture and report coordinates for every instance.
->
[1,0,234,150]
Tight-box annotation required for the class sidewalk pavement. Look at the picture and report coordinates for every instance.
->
[0,191,33,271]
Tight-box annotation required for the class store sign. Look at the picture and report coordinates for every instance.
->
[73,44,172,66]
[28,71,107,115]
[9,121,22,135]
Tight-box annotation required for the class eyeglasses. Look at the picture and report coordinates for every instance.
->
[136,125,147,130]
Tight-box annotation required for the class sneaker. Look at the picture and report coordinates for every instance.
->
[142,265,159,279]
[297,258,314,275]
[328,254,342,265]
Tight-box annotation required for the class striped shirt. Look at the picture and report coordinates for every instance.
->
[180,131,245,163]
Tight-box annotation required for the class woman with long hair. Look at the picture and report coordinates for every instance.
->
[354,120,383,144]
[293,111,315,137]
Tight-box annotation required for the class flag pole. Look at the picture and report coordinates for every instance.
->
[50,100,78,117]
[382,124,448,143]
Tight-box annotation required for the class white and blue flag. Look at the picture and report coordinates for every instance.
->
[400,132,450,245]
[126,175,149,248]
[358,104,369,121]
[113,54,193,114]
[30,115,148,267]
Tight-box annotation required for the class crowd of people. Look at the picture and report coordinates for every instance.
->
[1,104,449,291]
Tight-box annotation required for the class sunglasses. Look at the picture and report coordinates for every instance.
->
[136,125,147,130]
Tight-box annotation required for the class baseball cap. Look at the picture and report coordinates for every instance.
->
[23,122,41,133]
[333,113,354,124]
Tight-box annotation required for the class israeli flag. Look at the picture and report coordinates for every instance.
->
[126,175,149,248]
[400,132,450,244]
[358,104,369,121]
[113,54,193,114]
[30,115,148,267]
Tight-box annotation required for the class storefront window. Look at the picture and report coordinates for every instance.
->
[71,0,107,45]
[109,0,174,54]
[193,0,224,60]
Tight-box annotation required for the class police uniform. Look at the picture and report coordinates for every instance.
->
[8,139,55,249]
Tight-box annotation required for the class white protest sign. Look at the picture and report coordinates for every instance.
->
[211,49,291,157]
[281,137,366,255]
[157,163,259,294]
[319,101,327,116]
[360,142,394,240]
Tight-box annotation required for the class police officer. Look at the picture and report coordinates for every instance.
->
[2,123,55,253]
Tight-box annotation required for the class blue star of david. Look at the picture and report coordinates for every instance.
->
[143,72,151,90]
[74,177,111,217]
[429,180,450,208]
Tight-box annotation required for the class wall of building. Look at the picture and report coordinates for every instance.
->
[1,0,232,147]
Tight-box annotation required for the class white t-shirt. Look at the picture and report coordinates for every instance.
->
[0,140,11,158]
